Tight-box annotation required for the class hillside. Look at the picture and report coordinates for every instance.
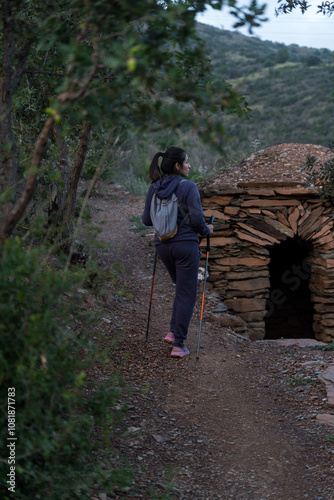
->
[195,23,334,165]
[105,24,334,193]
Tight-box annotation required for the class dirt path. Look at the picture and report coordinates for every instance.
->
[88,182,334,500]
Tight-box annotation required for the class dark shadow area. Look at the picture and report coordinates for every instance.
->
[264,236,314,339]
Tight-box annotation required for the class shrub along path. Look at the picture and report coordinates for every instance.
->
[87,181,334,500]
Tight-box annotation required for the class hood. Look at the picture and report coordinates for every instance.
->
[153,175,183,199]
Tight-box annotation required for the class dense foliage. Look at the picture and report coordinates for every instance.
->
[0,239,131,499]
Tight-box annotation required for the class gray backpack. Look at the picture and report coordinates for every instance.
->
[150,179,186,241]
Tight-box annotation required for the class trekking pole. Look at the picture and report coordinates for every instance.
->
[145,249,158,342]
[196,216,214,361]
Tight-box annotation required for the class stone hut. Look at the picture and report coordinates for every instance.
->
[198,143,334,342]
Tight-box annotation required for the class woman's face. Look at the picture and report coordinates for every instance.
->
[177,155,190,177]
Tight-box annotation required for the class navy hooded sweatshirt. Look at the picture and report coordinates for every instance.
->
[142,174,210,245]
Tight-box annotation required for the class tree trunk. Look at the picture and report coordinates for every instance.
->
[47,124,71,223]
[0,1,19,210]
[0,1,31,217]
[59,120,92,245]
[0,117,55,244]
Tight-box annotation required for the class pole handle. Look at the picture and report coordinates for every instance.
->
[206,216,214,252]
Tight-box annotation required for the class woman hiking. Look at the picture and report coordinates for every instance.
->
[142,146,213,358]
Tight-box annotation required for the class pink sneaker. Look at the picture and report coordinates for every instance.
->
[170,346,190,358]
[164,331,175,344]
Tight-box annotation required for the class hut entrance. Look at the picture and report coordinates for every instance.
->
[264,237,314,339]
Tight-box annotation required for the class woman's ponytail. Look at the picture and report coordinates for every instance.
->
[148,146,186,182]
[148,152,164,182]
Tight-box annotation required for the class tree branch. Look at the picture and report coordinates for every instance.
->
[24,70,65,76]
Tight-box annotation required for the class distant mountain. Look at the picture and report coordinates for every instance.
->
[196,22,334,163]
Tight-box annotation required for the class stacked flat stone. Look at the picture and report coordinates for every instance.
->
[198,144,334,342]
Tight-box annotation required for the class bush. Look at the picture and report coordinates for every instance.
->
[302,142,334,198]
[304,55,321,67]
[0,239,132,499]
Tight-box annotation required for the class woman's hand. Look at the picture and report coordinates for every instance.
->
[207,224,213,234]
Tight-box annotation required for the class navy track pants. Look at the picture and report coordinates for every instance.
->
[156,240,201,347]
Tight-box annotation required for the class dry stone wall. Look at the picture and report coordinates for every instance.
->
[199,181,334,342]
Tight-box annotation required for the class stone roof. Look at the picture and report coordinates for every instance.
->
[199,143,333,195]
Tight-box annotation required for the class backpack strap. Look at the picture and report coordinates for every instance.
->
[176,178,188,229]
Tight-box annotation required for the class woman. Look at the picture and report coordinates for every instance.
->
[142,146,213,358]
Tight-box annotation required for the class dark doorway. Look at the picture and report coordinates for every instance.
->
[264,236,314,339]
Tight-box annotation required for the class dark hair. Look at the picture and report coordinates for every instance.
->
[148,146,186,182]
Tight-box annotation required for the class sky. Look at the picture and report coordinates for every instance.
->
[196,0,334,51]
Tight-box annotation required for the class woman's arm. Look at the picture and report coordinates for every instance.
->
[182,182,210,236]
